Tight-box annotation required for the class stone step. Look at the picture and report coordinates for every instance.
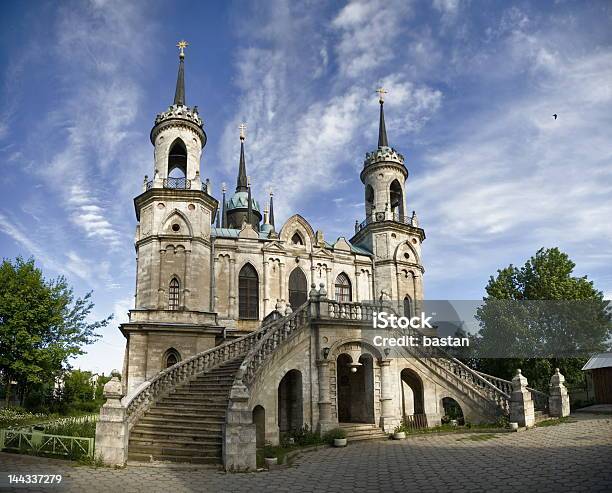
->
[166,392,230,400]
[152,403,228,413]
[139,414,225,424]
[129,435,221,446]
[128,452,220,464]
[131,424,223,435]
[161,395,230,404]
[184,384,234,391]
[128,444,221,457]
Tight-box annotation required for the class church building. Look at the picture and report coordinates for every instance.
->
[121,44,425,394]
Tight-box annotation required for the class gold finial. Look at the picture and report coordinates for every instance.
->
[376,87,387,103]
[239,122,247,141]
[222,182,226,193]
[177,40,189,58]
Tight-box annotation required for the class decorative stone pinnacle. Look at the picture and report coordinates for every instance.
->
[177,39,189,58]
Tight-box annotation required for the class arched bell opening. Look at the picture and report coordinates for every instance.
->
[390,179,404,219]
[168,139,187,178]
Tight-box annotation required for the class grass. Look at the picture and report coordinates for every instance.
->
[535,417,576,427]
[456,433,499,442]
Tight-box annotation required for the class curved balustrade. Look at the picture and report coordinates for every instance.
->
[475,371,549,412]
[237,303,310,388]
[124,316,279,427]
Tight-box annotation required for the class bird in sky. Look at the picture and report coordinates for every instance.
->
[553,114,558,120]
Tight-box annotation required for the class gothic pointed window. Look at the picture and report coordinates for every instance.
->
[291,232,304,246]
[169,277,180,310]
[239,264,259,319]
[289,268,308,309]
[334,273,352,302]
[164,348,181,369]
[404,295,412,317]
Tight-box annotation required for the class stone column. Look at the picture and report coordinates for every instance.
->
[548,368,570,417]
[379,359,397,433]
[212,256,219,311]
[325,267,331,294]
[354,270,361,302]
[316,359,333,434]
[223,374,256,471]
[310,265,317,287]
[157,241,165,308]
[95,377,128,467]
[510,369,535,428]
[279,262,286,303]
[183,248,191,309]
[263,260,269,316]
[229,258,237,319]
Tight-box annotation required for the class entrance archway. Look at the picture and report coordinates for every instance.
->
[336,353,375,423]
[442,397,464,425]
[278,370,303,433]
[401,368,427,429]
[252,405,265,447]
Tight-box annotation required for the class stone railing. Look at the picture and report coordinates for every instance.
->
[237,303,311,388]
[124,317,278,428]
[475,371,549,412]
[355,211,418,232]
[325,300,378,321]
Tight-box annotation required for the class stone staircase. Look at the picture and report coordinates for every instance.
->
[340,423,388,442]
[128,357,243,464]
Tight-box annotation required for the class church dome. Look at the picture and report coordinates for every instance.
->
[226,191,261,214]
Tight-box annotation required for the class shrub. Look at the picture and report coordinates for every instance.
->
[280,425,322,447]
[323,428,346,444]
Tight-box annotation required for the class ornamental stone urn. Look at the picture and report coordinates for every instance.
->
[393,431,406,440]
[333,438,347,447]
[264,457,278,469]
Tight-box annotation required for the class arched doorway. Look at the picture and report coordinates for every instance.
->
[278,370,303,433]
[288,268,308,309]
[442,397,464,425]
[336,353,375,423]
[401,368,427,429]
[163,348,181,369]
[252,405,266,447]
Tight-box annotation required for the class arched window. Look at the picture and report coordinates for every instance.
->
[365,184,375,216]
[168,139,187,178]
[334,273,352,302]
[239,264,259,319]
[403,295,412,317]
[390,179,404,219]
[169,277,180,310]
[291,232,304,245]
[289,268,308,309]
[163,348,181,369]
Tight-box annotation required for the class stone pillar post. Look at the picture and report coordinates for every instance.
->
[183,248,191,309]
[316,358,333,434]
[223,373,256,471]
[354,270,361,302]
[279,262,286,303]
[548,368,570,417]
[229,258,236,319]
[310,265,317,287]
[94,377,128,467]
[379,359,397,433]
[263,260,269,316]
[510,369,535,428]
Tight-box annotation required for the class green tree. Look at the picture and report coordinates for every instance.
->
[0,257,112,406]
[474,248,611,390]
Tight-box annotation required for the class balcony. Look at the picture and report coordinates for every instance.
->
[144,178,210,193]
[355,212,417,233]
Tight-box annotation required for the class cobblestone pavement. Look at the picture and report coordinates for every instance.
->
[1,413,611,493]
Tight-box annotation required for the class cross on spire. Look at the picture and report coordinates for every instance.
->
[239,122,247,141]
[177,40,189,58]
[376,87,387,103]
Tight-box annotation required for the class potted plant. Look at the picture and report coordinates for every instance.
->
[393,425,406,440]
[263,445,278,468]
[325,428,347,447]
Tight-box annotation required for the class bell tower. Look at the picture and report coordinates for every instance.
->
[350,89,426,309]
[131,41,218,315]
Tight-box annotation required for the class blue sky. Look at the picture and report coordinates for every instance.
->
[0,0,611,374]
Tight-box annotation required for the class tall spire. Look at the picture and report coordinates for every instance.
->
[173,40,188,106]
[221,183,227,228]
[269,190,275,228]
[236,123,248,192]
[376,87,388,148]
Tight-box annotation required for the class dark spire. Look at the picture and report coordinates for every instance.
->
[236,124,248,192]
[269,191,275,228]
[173,40,188,106]
[221,184,227,228]
[376,87,388,148]
[247,177,253,228]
